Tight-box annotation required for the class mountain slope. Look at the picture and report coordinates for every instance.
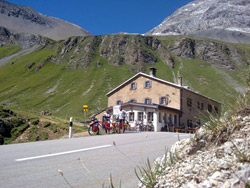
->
[0,0,91,40]
[147,0,250,44]
[0,34,249,119]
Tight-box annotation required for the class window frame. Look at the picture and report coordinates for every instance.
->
[187,98,192,107]
[130,82,137,90]
[160,96,168,105]
[144,98,152,105]
[159,112,162,123]
[144,80,152,89]
[129,112,134,122]
[138,112,143,121]
[147,112,154,122]
[201,103,204,110]
[187,119,193,128]
[208,104,212,113]
[214,106,219,114]
[116,100,123,105]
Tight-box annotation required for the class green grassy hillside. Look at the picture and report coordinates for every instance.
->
[0,35,249,121]
[0,45,21,58]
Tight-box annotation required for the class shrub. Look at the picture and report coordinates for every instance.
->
[28,126,38,142]
[49,124,58,133]
[10,118,25,127]
[43,121,51,128]
[4,123,29,144]
[0,134,4,145]
[40,132,49,140]
[31,119,39,125]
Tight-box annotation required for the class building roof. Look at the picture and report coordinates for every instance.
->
[106,72,221,104]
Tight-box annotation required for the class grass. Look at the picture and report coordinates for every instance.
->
[135,148,181,188]
[27,126,39,142]
[0,45,21,58]
[40,131,49,140]
[0,35,249,122]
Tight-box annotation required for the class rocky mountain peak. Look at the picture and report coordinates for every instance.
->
[0,0,91,40]
[147,0,250,44]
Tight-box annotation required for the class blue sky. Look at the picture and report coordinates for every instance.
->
[7,0,194,35]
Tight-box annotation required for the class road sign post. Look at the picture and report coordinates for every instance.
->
[83,105,88,125]
[69,117,73,138]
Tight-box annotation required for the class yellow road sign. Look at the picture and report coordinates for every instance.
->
[83,105,88,111]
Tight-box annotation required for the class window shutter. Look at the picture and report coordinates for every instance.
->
[143,81,146,88]
[149,81,152,88]
[135,82,137,89]
[149,98,152,104]
[130,83,132,90]
[166,97,168,104]
[159,97,162,104]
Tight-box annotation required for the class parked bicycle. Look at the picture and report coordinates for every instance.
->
[88,117,101,135]
[88,117,119,136]
[135,121,154,132]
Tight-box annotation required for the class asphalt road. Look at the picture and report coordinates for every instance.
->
[0,132,192,188]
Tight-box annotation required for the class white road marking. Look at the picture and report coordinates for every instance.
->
[15,144,112,162]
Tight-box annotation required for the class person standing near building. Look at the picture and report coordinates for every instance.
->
[103,109,111,134]
[118,106,126,133]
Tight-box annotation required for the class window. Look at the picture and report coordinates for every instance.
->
[144,80,152,88]
[138,112,143,121]
[160,97,168,105]
[197,119,201,126]
[144,98,152,104]
[208,104,212,112]
[116,100,123,105]
[130,82,137,90]
[187,98,192,107]
[169,114,172,124]
[148,112,153,121]
[129,99,137,103]
[214,106,219,114]
[201,103,204,110]
[197,102,200,109]
[174,115,177,125]
[164,113,167,123]
[159,112,162,123]
[129,112,134,121]
[187,119,193,128]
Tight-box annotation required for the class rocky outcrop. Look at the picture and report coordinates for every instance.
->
[167,37,243,71]
[0,26,18,46]
[138,113,250,188]
[41,35,248,72]
[147,0,250,44]
[51,35,159,70]
[0,26,50,48]
[0,0,90,41]
[168,38,195,59]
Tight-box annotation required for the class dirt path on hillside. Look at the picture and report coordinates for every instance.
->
[0,44,39,66]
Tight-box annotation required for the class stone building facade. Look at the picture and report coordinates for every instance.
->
[96,68,221,132]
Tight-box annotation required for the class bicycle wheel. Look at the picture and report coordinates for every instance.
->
[88,126,99,136]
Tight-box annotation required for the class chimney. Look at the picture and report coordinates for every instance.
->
[149,67,157,77]
[178,77,183,86]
